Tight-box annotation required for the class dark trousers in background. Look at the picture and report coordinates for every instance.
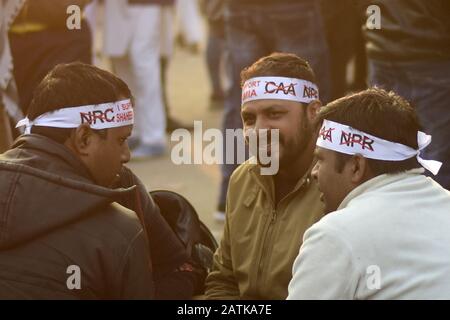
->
[206,20,228,100]
[369,59,450,190]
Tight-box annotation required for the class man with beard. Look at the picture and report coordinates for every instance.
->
[205,53,324,299]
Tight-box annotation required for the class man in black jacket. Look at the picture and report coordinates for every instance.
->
[0,62,202,299]
[363,0,450,190]
[9,0,93,116]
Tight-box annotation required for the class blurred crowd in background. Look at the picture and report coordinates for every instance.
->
[1,0,449,220]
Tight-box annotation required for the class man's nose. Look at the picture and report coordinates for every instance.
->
[122,145,131,164]
[311,162,319,181]
[255,117,271,132]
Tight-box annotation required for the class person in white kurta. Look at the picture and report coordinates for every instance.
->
[288,169,450,299]
[103,0,166,157]
[0,0,25,151]
[175,0,203,51]
[287,88,450,300]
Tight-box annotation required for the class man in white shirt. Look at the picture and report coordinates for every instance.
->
[287,87,450,299]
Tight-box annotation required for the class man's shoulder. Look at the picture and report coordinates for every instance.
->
[80,202,144,245]
[308,195,397,253]
[229,158,259,185]
[226,160,261,205]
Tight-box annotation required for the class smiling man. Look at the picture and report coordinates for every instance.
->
[205,53,324,300]
[0,62,203,299]
[288,88,450,299]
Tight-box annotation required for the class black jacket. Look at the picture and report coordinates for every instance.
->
[116,158,204,299]
[0,134,192,299]
[363,0,450,61]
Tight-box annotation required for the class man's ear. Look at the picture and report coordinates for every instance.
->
[68,124,94,156]
[306,100,322,122]
[348,154,370,185]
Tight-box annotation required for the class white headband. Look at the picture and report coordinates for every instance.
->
[16,99,134,134]
[241,76,319,106]
[316,120,442,175]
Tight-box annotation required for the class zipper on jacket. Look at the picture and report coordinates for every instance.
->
[252,175,309,296]
[271,209,277,223]
[256,207,278,293]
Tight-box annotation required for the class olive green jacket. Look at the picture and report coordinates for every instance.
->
[205,160,324,299]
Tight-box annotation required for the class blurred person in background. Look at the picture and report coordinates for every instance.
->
[0,0,25,152]
[160,2,195,133]
[175,0,203,54]
[363,0,450,190]
[103,0,167,158]
[84,0,99,65]
[8,0,93,117]
[201,0,230,111]
[320,0,367,100]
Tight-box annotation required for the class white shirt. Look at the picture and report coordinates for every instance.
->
[287,169,450,299]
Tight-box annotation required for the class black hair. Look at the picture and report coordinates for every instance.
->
[27,62,132,143]
[316,87,422,175]
[240,52,316,87]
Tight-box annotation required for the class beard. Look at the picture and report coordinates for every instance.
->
[244,114,313,170]
[278,119,313,169]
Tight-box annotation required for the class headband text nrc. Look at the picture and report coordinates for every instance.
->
[80,100,133,126]
[16,99,134,134]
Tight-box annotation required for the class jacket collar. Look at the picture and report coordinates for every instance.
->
[10,133,94,182]
[247,157,314,205]
[338,168,425,210]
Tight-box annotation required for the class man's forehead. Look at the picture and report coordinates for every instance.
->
[110,125,133,136]
[241,99,299,113]
[315,146,333,157]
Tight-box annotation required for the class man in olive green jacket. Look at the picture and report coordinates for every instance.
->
[205,53,325,299]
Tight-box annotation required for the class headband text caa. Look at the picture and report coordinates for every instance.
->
[241,76,319,106]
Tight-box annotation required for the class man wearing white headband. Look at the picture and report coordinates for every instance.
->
[288,88,450,299]
[0,62,204,299]
[205,53,324,299]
